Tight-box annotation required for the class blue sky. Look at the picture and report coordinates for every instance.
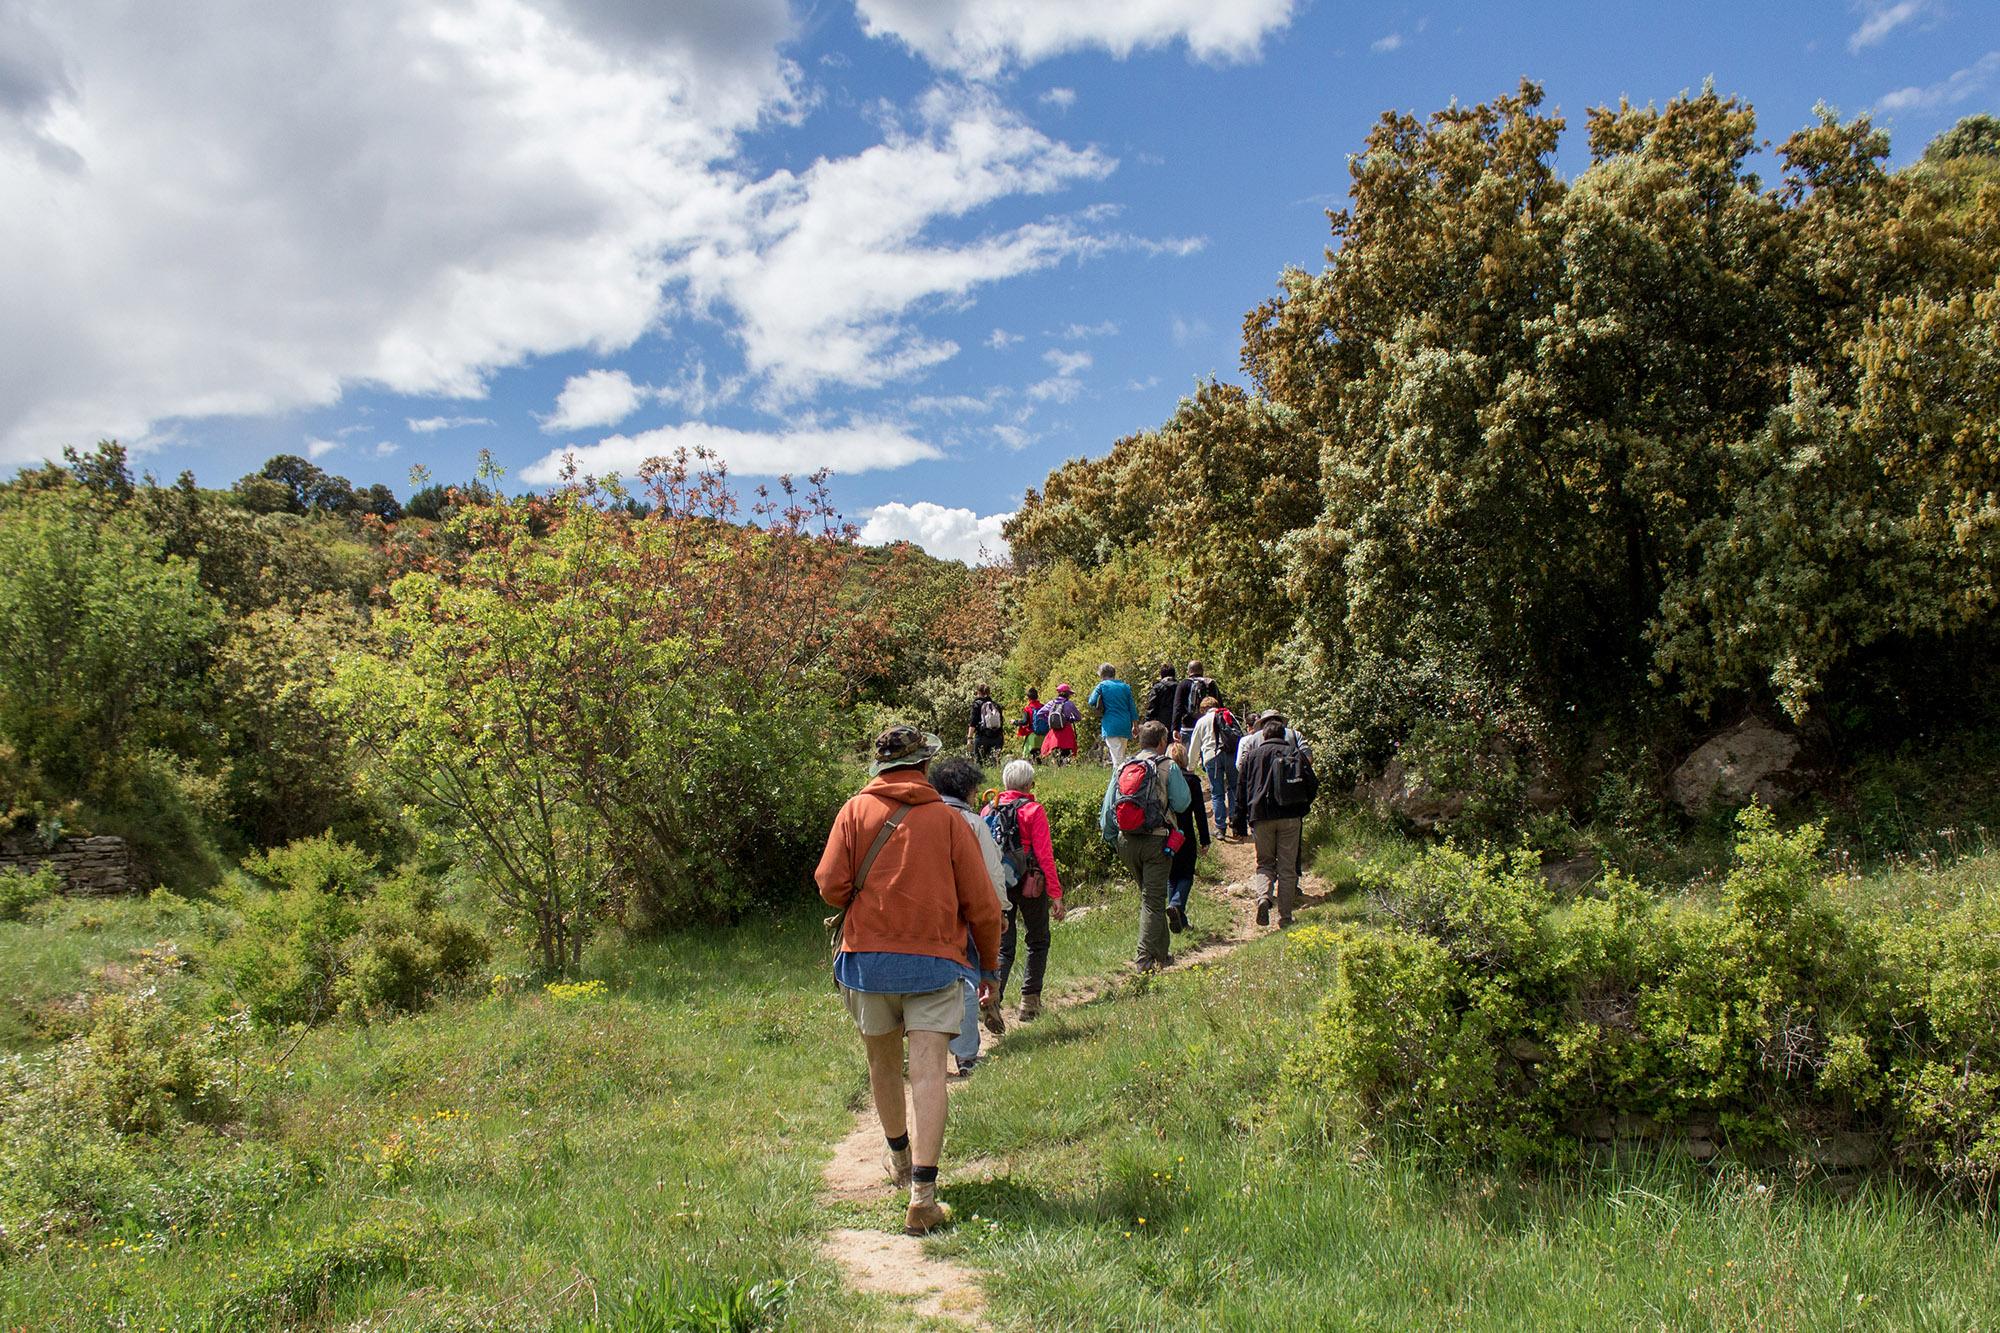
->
[3,0,1994,560]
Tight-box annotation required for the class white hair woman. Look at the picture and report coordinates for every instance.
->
[979,759,1066,1025]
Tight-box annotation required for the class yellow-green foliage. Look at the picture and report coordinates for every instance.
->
[0,993,261,1250]
[1007,551,1180,700]
[1290,807,2000,1196]
[0,867,56,923]
[210,836,487,1026]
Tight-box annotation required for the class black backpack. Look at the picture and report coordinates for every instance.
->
[984,800,1027,890]
[1212,707,1243,754]
[1271,738,1320,809]
[1184,677,1218,724]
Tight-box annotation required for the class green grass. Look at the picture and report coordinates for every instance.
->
[0,907,888,1330]
[0,890,211,1048]
[932,928,2000,1330]
[7,812,1998,1329]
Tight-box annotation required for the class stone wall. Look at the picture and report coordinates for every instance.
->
[0,835,135,897]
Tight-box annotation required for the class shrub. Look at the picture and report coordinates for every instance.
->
[1288,807,2000,1194]
[211,838,488,1025]
[0,994,252,1247]
[0,865,57,921]
[331,466,871,967]
[210,1214,438,1324]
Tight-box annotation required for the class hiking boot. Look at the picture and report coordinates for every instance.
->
[1166,904,1187,933]
[904,1198,953,1235]
[883,1145,913,1188]
[948,1057,977,1080]
[1017,992,1042,1022]
[1255,900,1271,927]
[979,998,1007,1036]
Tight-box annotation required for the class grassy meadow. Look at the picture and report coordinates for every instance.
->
[6,800,1998,1330]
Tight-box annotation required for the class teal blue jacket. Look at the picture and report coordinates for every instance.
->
[1086,678,1137,739]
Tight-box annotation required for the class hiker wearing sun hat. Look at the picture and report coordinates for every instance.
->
[817,724,1003,1236]
[1235,709,1319,929]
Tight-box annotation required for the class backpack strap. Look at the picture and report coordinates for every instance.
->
[852,800,910,901]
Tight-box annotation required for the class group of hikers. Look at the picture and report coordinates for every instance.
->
[817,661,1319,1237]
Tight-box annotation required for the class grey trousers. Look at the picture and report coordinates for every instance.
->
[1253,817,1303,924]
[1117,832,1172,967]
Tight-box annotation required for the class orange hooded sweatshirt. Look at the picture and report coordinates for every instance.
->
[816,768,1003,972]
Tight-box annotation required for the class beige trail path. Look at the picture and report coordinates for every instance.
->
[815,831,1334,1328]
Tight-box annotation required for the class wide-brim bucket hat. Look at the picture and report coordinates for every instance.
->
[870,724,943,775]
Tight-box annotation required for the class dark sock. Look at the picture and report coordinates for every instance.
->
[912,1164,939,1183]
[886,1133,910,1153]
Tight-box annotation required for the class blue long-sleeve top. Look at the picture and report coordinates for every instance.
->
[1086,678,1137,740]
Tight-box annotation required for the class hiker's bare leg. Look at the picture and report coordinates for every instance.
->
[906,1029,951,1166]
[863,1029,908,1141]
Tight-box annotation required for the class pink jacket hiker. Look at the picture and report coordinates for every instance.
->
[988,789,1063,900]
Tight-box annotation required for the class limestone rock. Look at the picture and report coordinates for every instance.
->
[1668,718,1806,815]
[1365,756,1465,832]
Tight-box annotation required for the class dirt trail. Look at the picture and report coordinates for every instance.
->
[815,832,1331,1328]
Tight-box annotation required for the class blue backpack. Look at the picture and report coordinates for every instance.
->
[1031,703,1051,736]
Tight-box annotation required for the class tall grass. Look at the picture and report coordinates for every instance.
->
[935,927,2000,1330]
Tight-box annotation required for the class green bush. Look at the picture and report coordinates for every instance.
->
[210,1214,438,1324]
[0,993,252,1247]
[211,837,488,1025]
[1288,807,2000,1195]
[0,865,57,921]
[1018,766,1120,884]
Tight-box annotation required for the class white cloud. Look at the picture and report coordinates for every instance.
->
[1027,347,1091,402]
[1127,374,1160,391]
[992,423,1033,450]
[651,356,742,416]
[987,328,1024,349]
[0,0,796,462]
[0,2,1140,464]
[1059,319,1120,338]
[1371,32,1403,53]
[907,392,1001,414]
[1040,87,1077,109]
[859,500,1011,564]
[1877,50,2000,111]
[1849,0,1927,53]
[521,420,943,484]
[544,368,648,433]
[373,440,400,457]
[1170,314,1211,346]
[1026,378,1082,404]
[305,438,340,460]
[406,415,492,433]
[684,85,1114,405]
[855,0,1300,78]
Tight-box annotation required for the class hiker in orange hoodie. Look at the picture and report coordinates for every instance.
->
[817,725,1003,1237]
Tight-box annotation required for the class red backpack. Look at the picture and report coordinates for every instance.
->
[1113,756,1169,833]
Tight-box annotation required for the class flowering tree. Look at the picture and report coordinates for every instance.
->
[330,453,866,970]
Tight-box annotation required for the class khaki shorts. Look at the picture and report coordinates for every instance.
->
[841,983,963,1037]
